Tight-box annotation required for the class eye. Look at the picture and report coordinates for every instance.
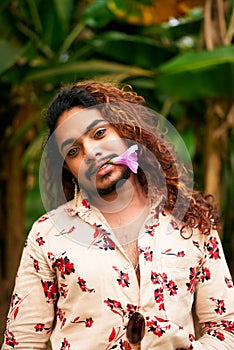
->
[94,128,106,138]
[67,147,80,158]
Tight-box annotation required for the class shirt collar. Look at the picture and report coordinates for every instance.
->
[65,189,165,224]
[65,189,92,218]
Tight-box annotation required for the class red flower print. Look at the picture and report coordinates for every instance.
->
[193,240,203,254]
[221,320,234,335]
[166,280,178,296]
[41,280,58,303]
[144,250,153,261]
[139,246,153,261]
[170,219,179,230]
[48,252,75,279]
[59,283,68,298]
[151,271,167,285]
[213,331,225,341]
[205,236,221,260]
[109,327,117,342]
[57,308,67,329]
[145,223,159,236]
[104,298,123,311]
[5,330,19,348]
[71,316,94,328]
[152,205,164,219]
[60,337,70,350]
[225,277,234,288]
[104,298,127,320]
[210,297,226,315]
[58,226,76,236]
[34,323,51,334]
[36,232,45,246]
[34,323,45,332]
[103,236,115,250]
[106,326,126,350]
[177,251,185,257]
[8,292,29,322]
[85,317,94,327]
[205,320,234,341]
[161,249,185,257]
[71,316,80,323]
[82,199,90,209]
[146,316,171,337]
[186,267,196,294]
[204,322,225,341]
[126,304,137,313]
[154,288,165,310]
[38,215,49,222]
[104,302,138,349]
[197,267,211,283]
[193,241,200,249]
[9,294,22,320]
[77,277,95,293]
[189,333,195,341]
[112,266,130,288]
[30,255,40,272]
[91,224,115,250]
[151,271,177,310]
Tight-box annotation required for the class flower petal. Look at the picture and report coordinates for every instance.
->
[109,145,139,174]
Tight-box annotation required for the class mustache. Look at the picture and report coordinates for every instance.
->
[85,153,118,180]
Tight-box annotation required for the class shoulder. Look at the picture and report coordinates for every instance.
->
[28,202,74,239]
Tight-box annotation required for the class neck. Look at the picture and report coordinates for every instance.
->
[98,175,149,245]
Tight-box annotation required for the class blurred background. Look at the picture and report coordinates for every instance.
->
[0,0,234,342]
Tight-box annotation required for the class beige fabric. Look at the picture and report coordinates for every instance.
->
[2,193,234,349]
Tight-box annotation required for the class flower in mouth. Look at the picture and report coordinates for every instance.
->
[108,145,139,174]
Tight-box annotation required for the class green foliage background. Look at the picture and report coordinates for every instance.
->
[0,0,233,265]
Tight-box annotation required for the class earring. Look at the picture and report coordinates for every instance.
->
[72,178,78,207]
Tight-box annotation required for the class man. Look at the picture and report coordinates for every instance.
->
[2,81,234,349]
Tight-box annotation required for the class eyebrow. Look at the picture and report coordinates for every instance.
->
[60,119,105,152]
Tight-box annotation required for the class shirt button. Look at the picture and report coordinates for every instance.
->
[124,262,131,269]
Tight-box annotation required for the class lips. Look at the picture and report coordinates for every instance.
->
[98,162,109,171]
[85,154,117,180]
[96,162,114,177]
[94,159,111,174]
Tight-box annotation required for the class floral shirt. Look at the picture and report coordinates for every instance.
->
[2,192,234,350]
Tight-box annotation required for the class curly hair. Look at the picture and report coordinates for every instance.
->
[43,80,220,238]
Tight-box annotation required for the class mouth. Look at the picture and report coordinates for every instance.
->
[98,162,110,171]
[96,160,116,178]
[85,154,117,180]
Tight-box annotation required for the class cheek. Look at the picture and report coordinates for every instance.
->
[106,137,127,153]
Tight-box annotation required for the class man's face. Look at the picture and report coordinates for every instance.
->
[55,107,131,197]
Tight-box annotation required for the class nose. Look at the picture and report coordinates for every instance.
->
[83,140,102,164]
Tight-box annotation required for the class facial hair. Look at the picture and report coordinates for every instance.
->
[97,167,131,196]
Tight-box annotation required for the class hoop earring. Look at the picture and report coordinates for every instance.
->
[72,178,78,207]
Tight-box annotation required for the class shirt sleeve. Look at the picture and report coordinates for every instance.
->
[193,229,234,349]
[1,220,57,349]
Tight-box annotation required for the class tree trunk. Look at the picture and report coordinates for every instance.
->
[5,144,25,284]
[0,102,32,341]
[203,99,233,211]
[203,0,234,270]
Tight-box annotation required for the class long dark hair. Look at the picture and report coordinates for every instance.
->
[43,81,220,238]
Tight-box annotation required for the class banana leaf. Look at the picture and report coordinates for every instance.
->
[157,45,234,99]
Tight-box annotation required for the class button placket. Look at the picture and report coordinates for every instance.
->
[124,262,131,270]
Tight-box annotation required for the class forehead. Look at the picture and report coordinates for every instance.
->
[55,107,107,147]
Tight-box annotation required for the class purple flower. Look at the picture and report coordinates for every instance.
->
[108,145,139,174]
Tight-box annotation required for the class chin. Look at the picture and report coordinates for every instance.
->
[97,167,131,196]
